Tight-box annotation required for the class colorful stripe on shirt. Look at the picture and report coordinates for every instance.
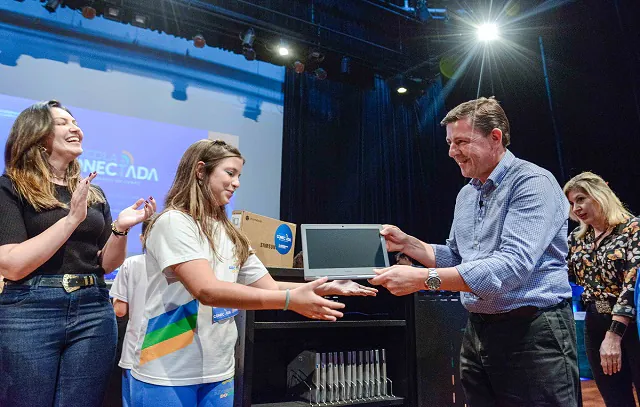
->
[140,299,198,365]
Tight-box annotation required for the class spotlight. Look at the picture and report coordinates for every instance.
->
[240,28,256,61]
[314,68,327,81]
[393,75,409,94]
[293,61,305,74]
[308,50,325,64]
[477,23,499,42]
[243,47,256,61]
[44,0,62,13]
[193,34,206,48]
[132,14,148,28]
[340,56,351,75]
[278,40,290,57]
[103,6,122,21]
[240,28,255,47]
[81,6,96,19]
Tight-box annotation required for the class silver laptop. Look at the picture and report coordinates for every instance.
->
[301,224,390,281]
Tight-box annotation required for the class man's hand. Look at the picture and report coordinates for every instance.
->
[368,265,424,296]
[380,225,410,253]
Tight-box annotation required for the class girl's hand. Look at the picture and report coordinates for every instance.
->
[289,277,346,321]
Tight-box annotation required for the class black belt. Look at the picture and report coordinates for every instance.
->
[471,298,570,323]
[5,274,105,293]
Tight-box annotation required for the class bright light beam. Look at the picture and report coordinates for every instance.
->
[477,23,499,42]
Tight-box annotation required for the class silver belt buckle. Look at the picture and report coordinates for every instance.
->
[62,274,81,293]
[595,300,613,314]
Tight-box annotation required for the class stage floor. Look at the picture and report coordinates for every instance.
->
[582,379,639,407]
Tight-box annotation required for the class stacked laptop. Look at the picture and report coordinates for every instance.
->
[287,349,392,404]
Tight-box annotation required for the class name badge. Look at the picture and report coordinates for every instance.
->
[213,308,239,323]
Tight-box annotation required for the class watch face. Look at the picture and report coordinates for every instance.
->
[426,276,441,290]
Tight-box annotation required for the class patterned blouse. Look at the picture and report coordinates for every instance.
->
[567,217,640,318]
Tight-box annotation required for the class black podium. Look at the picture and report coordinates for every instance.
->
[413,291,468,407]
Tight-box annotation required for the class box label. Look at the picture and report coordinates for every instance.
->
[274,224,294,254]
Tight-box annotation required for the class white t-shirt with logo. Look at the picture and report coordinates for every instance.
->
[131,210,268,386]
[109,254,147,370]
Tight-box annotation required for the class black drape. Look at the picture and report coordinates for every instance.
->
[281,71,461,253]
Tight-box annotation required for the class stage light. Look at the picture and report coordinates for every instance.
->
[278,40,290,57]
[278,44,289,57]
[477,23,499,42]
[81,6,96,19]
[243,47,256,61]
[308,50,325,64]
[314,68,327,80]
[397,86,407,94]
[104,6,122,21]
[240,28,256,61]
[193,34,206,48]
[240,28,255,47]
[132,14,148,28]
[340,56,351,75]
[44,0,61,13]
[293,61,305,74]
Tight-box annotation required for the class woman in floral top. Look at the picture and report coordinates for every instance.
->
[564,172,640,406]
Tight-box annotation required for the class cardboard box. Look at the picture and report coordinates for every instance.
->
[231,210,296,268]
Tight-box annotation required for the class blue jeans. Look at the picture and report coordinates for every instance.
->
[0,283,117,407]
[130,375,235,407]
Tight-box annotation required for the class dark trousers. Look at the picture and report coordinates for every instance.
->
[460,300,581,407]
[584,307,640,407]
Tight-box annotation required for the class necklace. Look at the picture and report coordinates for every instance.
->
[593,227,611,247]
[51,174,66,181]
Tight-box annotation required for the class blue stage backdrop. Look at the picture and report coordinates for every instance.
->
[0,1,286,275]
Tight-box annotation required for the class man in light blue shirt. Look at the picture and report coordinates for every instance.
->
[370,97,580,406]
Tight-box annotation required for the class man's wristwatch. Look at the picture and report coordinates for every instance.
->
[424,268,442,290]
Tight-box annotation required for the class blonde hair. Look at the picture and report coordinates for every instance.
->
[563,171,633,239]
[143,139,252,266]
[4,100,104,210]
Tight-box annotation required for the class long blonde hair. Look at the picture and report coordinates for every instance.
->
[143,139,252,265]
[563,171,633,239]
[4,100,104,210]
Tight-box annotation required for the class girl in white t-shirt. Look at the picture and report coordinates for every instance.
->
[130,139,376,407]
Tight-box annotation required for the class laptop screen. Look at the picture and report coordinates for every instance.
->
[301,224,389,280]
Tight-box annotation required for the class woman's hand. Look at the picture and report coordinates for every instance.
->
[67,172,97,227]
[600,331,623,375]
[288,277,346,321]
[316,279,378,297]
[115,197,157,231]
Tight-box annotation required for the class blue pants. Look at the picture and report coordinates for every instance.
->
[123,369,133,407]
[0,284,117,407]
[130,375,235,407]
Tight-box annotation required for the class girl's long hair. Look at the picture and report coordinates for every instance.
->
[143,139,251,265]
